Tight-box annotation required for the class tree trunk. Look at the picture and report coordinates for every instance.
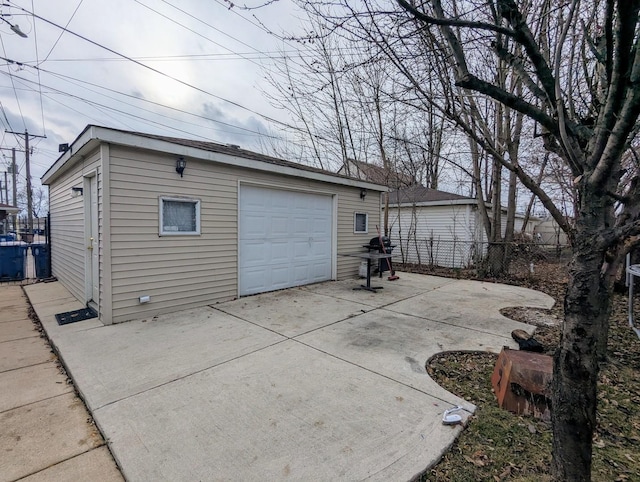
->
[485,242,508,275]
[552,218,612,480]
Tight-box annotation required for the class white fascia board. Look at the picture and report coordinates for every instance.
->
[43,126,387,192]
[41,125,100,184]
[387,199,477,208]
[387,199,540,222]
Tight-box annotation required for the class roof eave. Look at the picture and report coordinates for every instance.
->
[387,198,477,208]
[0,206,20,214]
[42,126,388,191]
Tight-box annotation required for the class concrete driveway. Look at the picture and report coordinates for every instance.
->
[24,272,554,481]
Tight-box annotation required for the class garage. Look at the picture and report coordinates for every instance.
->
[239,185,333,296]
[43,126,385,324]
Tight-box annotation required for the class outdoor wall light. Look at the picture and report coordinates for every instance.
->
[176,157,186,177]
[360,188,367,200]
[71,187,83,198]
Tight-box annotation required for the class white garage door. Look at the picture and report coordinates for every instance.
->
[239,185,333,296]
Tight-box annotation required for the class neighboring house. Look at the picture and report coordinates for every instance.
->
[338,159,417,189]
[534,216,570,245]
[386,186,537,268]
[41,126,386,325]
[0,202,19,223]
[0,203,19,234]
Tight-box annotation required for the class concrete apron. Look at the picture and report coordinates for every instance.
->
[24,273,554,481]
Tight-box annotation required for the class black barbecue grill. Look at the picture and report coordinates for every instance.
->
[363,236,396,276]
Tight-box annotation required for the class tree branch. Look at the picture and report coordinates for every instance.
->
[396,0,514,37]
[495,0,557,107]
[589,1,640,174]
[492,40,547,102]
[455,74,557,138]
[590,21,640,186]
[602,219,640,248]
[445,101,573,236]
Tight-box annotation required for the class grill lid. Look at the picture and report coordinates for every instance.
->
[367,236,391,247]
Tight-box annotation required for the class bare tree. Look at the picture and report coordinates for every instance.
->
[388,0,639,479]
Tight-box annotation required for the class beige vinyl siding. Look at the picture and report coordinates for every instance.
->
[47,148,102,304]
[108,145,380,323]
[336,192,381,279]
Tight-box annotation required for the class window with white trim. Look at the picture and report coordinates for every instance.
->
[354,212,368,234]
[159,197,201,235]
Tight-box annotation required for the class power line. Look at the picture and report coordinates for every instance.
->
[30,0,46,135]
[40,0,84,64]
[31,51,321,63]
[0,58,277,139]
[133,0,273,74]
[2,67,357,163]
[5,71,240,140]
[0,101,13,131]
[7,1,301,134]
[0,34,26,132]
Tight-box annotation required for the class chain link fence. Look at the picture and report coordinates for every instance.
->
[394,238,572,283]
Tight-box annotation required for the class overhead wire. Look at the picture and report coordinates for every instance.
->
[2,71,242,141]
[30,0,46,135]
[0,101,12,131]
[31,51,318,63]
[0,1,389,169]
[6,1,313,137]
[133,0,276,75]
[39,0,84,64]
[1,69,337,159]
[210,0,294,45]
[4,70,336,159]
[0,34,26,132]
[0,56,277,139]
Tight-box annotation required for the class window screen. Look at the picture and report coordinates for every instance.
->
[160,197,200,235]
[354,212,368,233]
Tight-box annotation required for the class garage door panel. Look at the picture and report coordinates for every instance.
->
[242,267,268,293]
[271,216,288,234]
[270,242,289,263]
[311,240,331,257]
[241,214,267,238]
[243,242,269,265]
[293,240,311,259]
[293,217,310,234]
[271,266,290,287]
[239,185,333,296]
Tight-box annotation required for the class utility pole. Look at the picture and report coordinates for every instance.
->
[11,148,16,232]
[5,130,46,236]
[25,132,32,235]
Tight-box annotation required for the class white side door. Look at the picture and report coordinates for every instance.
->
[85,175,99,307]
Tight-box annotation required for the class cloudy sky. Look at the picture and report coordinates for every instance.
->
[0,0,309,195]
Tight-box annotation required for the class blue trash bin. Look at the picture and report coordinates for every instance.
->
[0,244,27,281]
[32,244,51,279]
